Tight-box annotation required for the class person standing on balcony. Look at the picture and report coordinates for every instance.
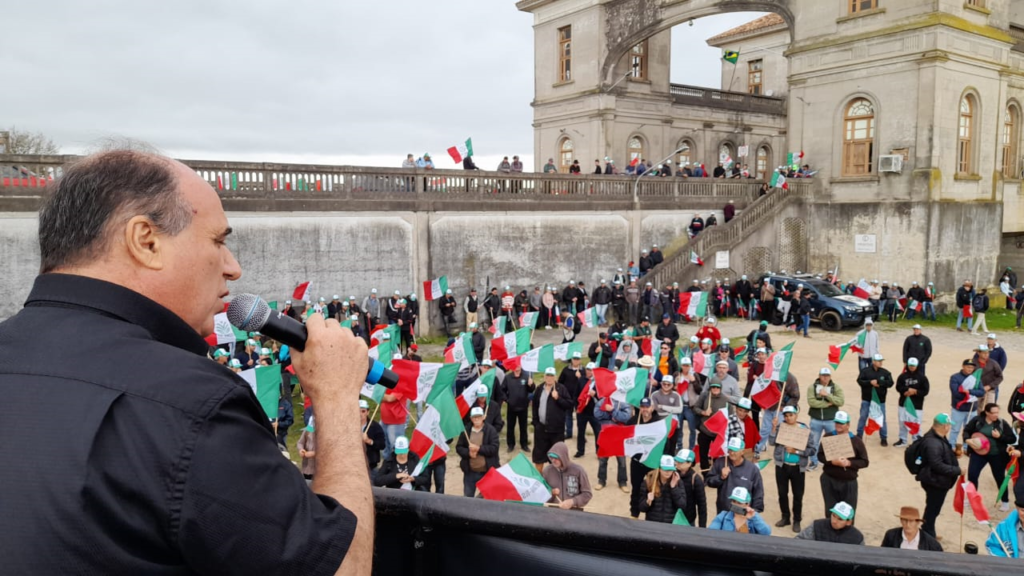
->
[594,159,603,174]
[462,156,478,170]
[759,183,769,196]
[569,160,582,174]
[604,159,615,174]
[713,163,726,178]
[543,158,557,173]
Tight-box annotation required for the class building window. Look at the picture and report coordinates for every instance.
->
[628,136,645,165]
[748,60,763,95]
[959,95,976,175]
[719,143,735,167]
[966,0,986,7]
[629,40,648,80]
[1004,105,1019,178]
[558,26,572,82]
[756,146,770,179]
[849,0,878,14]
[842,98,875,176]
[558,138,574,173]
[677,140,693,169]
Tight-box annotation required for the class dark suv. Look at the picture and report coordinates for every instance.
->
[756,274,877,331]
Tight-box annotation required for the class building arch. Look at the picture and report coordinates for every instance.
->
[958,89,981,176]
[755,143,772,179]
[1005,99,1022,179]
[558,136,574,173]
[677,138,696,170]
[627,134,647,165]
[837,93,878,176]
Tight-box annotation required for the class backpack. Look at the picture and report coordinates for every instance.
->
[972,294,986,312]
[572,317,583,335]
[904,435,928,475]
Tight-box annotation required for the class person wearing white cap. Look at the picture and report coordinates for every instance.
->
[708,486,771,534]
[362,289,381,328]
[558,352,586,443]
[532,366,573,473]
[672,449,708,527]
[984,333,1008,371]
[638,455,687,523]
[374,436,429,491]
[818,411,869,517]
[795,501,864,544]
[902,324,932,377]
[438,288,457,337]
[326,295,343,320]
[955,279,976,332]
[359,399,386,475]
[573,361,602,458]
[856,318,880,372]
[676,359,701,452]
[689,213,705,237]
[591,280,612,326]
[707,436,766,514]
[772,405,813,532]
[624,278,641,325]
[806,367,844,470]
[296,417,318,482]
[500,285,516,323]
[455,405,500,497]
[971,343,1005,406]
[894,357,930,447]
[856,353,893,445]
[639,282,659,323]
[465,383,504,434]
[726,397,755,454]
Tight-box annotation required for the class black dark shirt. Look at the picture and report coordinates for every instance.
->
[0,274,355,574]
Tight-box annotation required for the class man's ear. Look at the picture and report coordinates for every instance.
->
[124,215,164,270]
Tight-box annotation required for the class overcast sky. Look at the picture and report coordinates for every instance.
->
[2,1,765,170]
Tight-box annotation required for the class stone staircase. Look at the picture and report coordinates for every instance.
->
[647,181,812,288]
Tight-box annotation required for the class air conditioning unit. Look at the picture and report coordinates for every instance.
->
[878,155,903,174]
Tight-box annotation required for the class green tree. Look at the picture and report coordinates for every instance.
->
[1,126,60,154]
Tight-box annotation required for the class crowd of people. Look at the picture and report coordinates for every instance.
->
[217,264,1024,558]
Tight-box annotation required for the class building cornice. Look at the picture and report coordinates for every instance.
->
[516,0,560,13]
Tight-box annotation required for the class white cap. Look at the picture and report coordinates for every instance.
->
[600,279,606,284]
[722,338,730,345]
[585,362,596,370]
[907,358,919,367]
[481,359,492,367]
[505,285,511,290]
[395,290,401,295]
[394,437,410,452]
[690,336,699,343]
[834,411,850,424]
[544,367,556,376]
[674,449,695,463]
[756,348,767,355]
[319,297,325,302]
[659,455,676,470]
[285,300,292,305]
[831,501,855,521]
[820,367,832,375]
[445,289,452,294]
[912,281,918,285]
[702,338,712,344]
[727,437,744,452]
[476,385,489,397]
[646,282,652,286]
[359,400,370,409]
[715,360,728,367]
[729,486,751,504]
[571,351,582,359]
[735,397,753,410]
[872,353,884,361]
[977,344,990,352]
[470,407,485,417]
[469,322,478,329]
[392,353,403,360]
[371,288,377,294]
[333,294,340,300]
[988,333,997,339]
[912,324,922,329]
[864,318,874,325]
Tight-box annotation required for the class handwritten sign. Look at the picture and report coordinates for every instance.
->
[821,433,855,461]
[775,423,811,451]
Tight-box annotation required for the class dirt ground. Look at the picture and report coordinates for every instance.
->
[419,317,1020,553]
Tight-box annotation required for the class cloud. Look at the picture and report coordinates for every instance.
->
[1,1,766,171]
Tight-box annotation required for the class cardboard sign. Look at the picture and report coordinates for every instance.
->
[821,433,856,461]
[775,423,811,451]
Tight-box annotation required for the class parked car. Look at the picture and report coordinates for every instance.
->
[756,274,877,331]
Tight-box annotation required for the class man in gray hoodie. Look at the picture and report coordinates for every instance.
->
[543,441,593,510]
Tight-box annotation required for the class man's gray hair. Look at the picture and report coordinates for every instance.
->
[38,144,194,274]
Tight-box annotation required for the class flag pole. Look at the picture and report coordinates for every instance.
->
[363,403,381,433]
[959,478,966,553]
[989,525,1012,557]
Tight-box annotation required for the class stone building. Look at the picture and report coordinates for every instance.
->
[517,0,1024,290]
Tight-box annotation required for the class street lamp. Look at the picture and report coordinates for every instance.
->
[633,146,688,204]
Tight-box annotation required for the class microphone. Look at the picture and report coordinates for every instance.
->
[227,293,400,389]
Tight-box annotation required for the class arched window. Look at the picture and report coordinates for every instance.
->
[842,98,875,176]
[1003,104,1019,178]
[677,139,694,169]
[959,95,976,175]
[718,143,735,172]
[628,136,645,164]
[559,138,573,173]
[756,146,770,179]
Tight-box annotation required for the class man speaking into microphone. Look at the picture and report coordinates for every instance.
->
[0,147,373,575]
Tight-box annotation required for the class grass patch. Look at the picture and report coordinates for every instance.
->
[872,307,1019,333]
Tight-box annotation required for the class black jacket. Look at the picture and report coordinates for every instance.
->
[502,370,535,412]
[558,365,587,400]
[915,430,960,490]
[593,286,612,305]
[895,371,929,411]
[532,383,573,434]
[880,527,943,551]
[639,256,653,273]
[470,332,486,363]
[651,250,664,266]
[639,476,687,523]
[655,322,680,344]
[589,341,614,369]
[955,286,975,308]
[902,334,932,365]
[963,416,1018,455]
[679,469,708,528]
[374,453,430,490]
[856,365,894,403]
[455,422,501,474]
[364,420,386,470]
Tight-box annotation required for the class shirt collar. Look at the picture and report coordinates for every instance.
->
[902,531,920,546]
[24,273,210,357]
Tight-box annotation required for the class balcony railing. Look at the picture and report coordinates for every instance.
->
[669,83,786,116]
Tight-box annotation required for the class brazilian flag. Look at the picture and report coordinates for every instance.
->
[723,50,739,64]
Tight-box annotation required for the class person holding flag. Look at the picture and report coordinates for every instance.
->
[856,353,894,446]
[559,352,586,441]
[895,357,930,447]
[964,403,1018,511]
[856,318,880,372]
[575,362,602,458]
[360,400,386,476]
[678,359,703,452]
[374,436,430,490]
[455,406,501,497]
[949,359,986,453]
[462,383,504,434]
[706,437,766,514]
[532,367,573,473]
[651,367,684,456]
[593,388,634,492]
[985,497,1024,558]
[639,455,688,523]
[628,399,665,519]
[673,449,708,527]
[955,280,976,332]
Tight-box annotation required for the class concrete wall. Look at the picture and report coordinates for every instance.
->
[0,208,726,330]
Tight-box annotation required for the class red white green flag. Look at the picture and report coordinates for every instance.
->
[292,281,312,302]
[370,323,400,348]
[750,376,782,410]
[677,292,708,318]
[554,341,584,362]
[478,453,551,504]
[423,276,448,301]
[577,307,600,328]
[852,279,872,300]
[402,445,433,490]
[456,371,496,417]
[446,138,474,164]
[864,388,885,435]
[764,342,795,381]
[828,342,853,370]
[593,367,648,408]
[692,352,715,378]
[690,251,704,266]
[368,339,395,368]
[906,299,923,312]
[409,405,452,464]
[505,343,555,374]
[489,316,507,336]
[848,329,868,354]
[962,304,973,319]
[903,397,921,436]
[519,311,539,330]
[391,360,446,402]
[770,170,788,190]
[596,417,676,468]
[953,476,990,525]
[444,333,477,367]
[704,407,730,459]
[490,327,531,361]
[955,368,984,410]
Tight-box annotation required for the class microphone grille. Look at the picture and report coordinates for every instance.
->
[227,293,271,332]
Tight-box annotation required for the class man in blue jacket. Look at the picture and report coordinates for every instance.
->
[949,359,987,453]
[986,496,1024,558]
